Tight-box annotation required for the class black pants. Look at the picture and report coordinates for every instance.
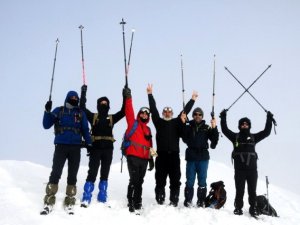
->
[234,169,258,209]
[49,144,81,185]
[127,156,148,204]
[155,152,181,194]
[86,148,113,183]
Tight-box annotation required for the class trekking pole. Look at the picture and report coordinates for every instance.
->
[120,18,128,88]
[225,65,271,112]
[266,176,270,214]
[180,54,186,109]
[49,38,59,101]
[127,29,135,73]
[211,54,216,119]
[79,25,87,85]
[120,155,123,173]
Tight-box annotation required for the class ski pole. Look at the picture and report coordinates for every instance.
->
[180,54,186,109]
[49,38,59,101]
[266,176,270,214]
[79,25,86,85]
[225,65,271,112]
[211,54,216,119]
[120,18,128,88]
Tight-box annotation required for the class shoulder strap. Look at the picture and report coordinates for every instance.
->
[125,120,138,139]
[92,113,113,127]
[92,113,98,126]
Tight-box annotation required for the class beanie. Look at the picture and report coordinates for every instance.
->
[238,117,251,130]
[193,107,204,116]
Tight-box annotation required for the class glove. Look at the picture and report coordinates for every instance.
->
[81,85,87,94]
[86,144,93,156]
[148,158,154,171]
[267,111,274,119]
[45,100,52,112]
[123,87,131,98]
[219,109,227,119]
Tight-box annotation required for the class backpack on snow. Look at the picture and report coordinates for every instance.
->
[256,195,278,217]
[205,181,227,209]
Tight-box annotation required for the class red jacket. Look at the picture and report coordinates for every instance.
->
[125,97,152,159]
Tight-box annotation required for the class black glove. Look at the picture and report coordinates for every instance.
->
[81,85,87,94]
[80,85,87,108]
[267,111,274,120]
[219,109,227,119]
[123,87,131,98]
[45,100,52,112]
[148,158,154,171]
[86,144,93,156]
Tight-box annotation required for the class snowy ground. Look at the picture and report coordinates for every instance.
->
[0,159,299,225]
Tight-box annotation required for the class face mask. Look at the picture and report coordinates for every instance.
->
[68,98,78,107]
[97,104,109,115]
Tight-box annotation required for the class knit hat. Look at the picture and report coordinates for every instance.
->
[193,107,204,116]
[238,117,251,130]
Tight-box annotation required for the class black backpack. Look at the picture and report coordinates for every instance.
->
[256,195,278,217]
[205,181,227,209]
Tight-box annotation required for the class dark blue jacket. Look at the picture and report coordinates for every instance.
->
[182,120,219,161]
[43,91,92,146]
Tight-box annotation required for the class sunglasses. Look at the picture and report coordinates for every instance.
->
[193,113,203,117]
[140,107,150,114]
[163,107,173,113]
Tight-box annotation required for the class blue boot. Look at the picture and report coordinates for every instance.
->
[97,180,108,203]
[81,181,94,207]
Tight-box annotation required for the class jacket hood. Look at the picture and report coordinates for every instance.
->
[64,91,79,105]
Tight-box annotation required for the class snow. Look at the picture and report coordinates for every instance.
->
[0,159,299,225]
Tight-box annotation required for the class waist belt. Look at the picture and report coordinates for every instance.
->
[55,126,81,135]
[92,135,115,142]
[232,152,257,166]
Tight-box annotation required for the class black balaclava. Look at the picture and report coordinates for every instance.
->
[238,117,251,132]
[97,97,110,116]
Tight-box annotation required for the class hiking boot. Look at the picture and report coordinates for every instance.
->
[128,203,135,212]
[184,200,192,207]
[155,187,165,205]
[233,208,243,215]
[134,202,142,210]
[196,200,205,208]
[169,201,178,207]
[249,206,259,217]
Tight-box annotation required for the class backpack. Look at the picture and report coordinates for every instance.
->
[256,195,278,217]
[54,106,83,135]
[120,120,138,157]
[205,181,227,209]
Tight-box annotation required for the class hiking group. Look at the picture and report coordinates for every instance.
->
[41,81,275,217]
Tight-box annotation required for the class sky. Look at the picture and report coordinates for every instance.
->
[1,160,300,225]
[0,0,300,195]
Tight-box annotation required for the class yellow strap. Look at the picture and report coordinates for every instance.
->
[92,135,116,142]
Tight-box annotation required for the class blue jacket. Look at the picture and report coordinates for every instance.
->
[43,91,92,146]
[182,120,219,161]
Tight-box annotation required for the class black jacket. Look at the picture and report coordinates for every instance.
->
[182,120,219,161]
[148,94,194,153]
[220,115,272,170]
[82,100,125,150]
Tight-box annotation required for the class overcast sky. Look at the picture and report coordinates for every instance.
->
[0,0,299,194]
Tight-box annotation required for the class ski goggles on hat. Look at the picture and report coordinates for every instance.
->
[163,107,173,113]
[139,107,150,114]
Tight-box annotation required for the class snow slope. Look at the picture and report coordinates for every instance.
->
[0,159,299,225]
